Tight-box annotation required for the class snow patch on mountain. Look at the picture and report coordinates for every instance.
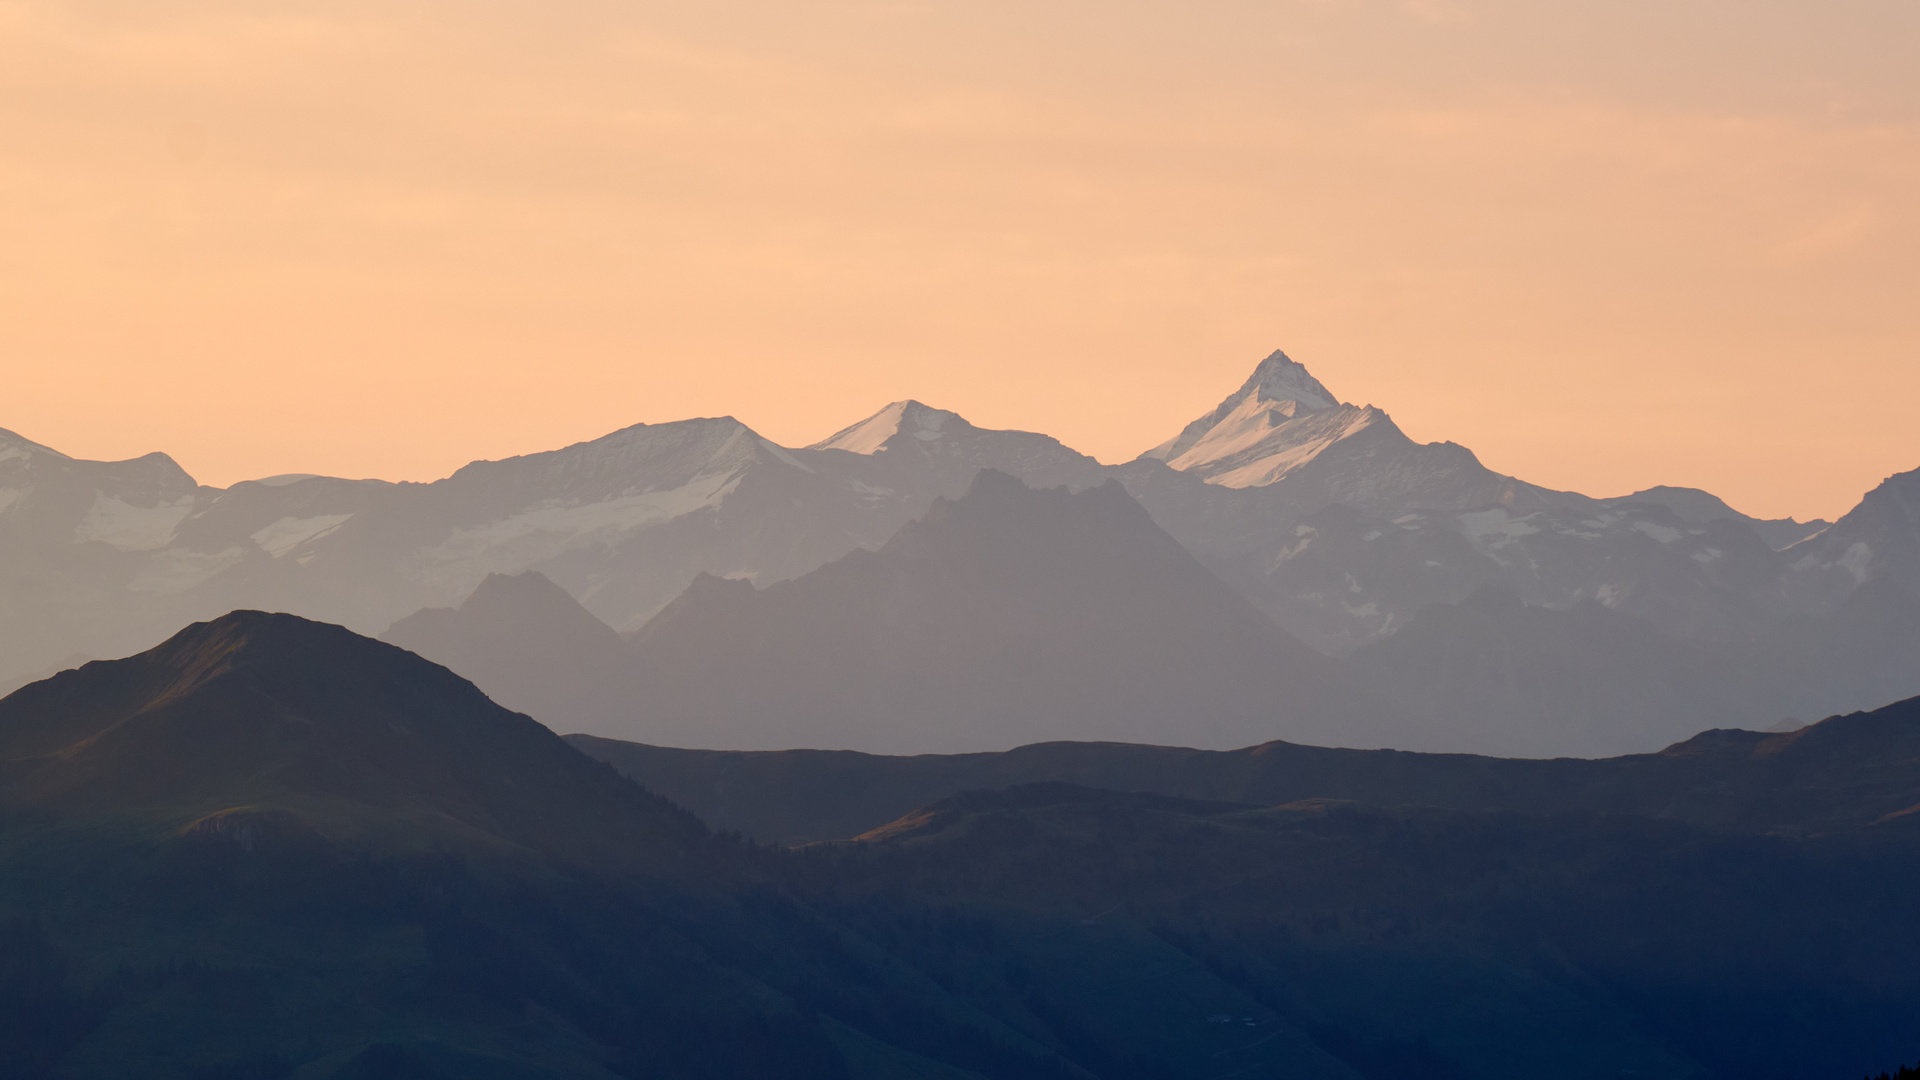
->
[812,401,959,454]
[1839,542,1873,583]
[130,547,250,595]
[1458,508,1541,547]
[1184,405,1385,489]
[252,514,355,558]
[73,495,195,551]
[422,471,744,570]
[1632,521,1686,544]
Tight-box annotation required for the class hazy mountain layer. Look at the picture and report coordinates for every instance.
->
[390,513,1919,760]
[618,470,1391,752]
[383,568,635,728]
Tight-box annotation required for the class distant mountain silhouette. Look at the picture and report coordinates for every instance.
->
[386,510,1919,760]
[618,469,1394,752]
[379,471,1920,760]
[1343,584,1762,757]
[382,569,634,731]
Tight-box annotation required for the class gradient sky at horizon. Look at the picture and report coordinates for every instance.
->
[3,0,1915,521]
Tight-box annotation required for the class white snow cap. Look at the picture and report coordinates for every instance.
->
[812,400,962,455]
[1241,350,1336,411]
[1143,348,1344,465]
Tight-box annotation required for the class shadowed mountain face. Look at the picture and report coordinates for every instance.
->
[570,694,1920,844]
[381,569,635,730]
[1343,585,1766,758]
[618,470,1392,753]
[6,613,1920,1079]
[1343,577,1920,758]
[809,782,1920,1080]
[390,543,1920,762]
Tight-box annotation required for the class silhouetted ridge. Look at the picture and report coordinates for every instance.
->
[574,694,1920,843]
[0,610,708,867]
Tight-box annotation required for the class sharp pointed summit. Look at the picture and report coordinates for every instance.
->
[1243,349,1338,411]
[1144,347,1401,489]
[1140,347,1560,507]
[1144,350,1340,470]
[810,399,965,455]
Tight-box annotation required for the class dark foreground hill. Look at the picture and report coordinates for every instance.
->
[806,782,1920,1080]
[0,613,1090,1080]
[6,613,1920,1079]
[569,694,1920,844]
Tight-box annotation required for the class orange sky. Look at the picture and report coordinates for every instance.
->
[2,0,1915,521]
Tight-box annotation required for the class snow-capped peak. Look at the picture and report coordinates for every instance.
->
[811,400,964,455]
[1242,350,1337,411]
[1144,349,1341,466]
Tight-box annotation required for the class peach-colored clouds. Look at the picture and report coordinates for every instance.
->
[1,0,1915,520]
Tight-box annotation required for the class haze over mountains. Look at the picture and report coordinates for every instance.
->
[615,471,1382,753]
[6,349,1917,756]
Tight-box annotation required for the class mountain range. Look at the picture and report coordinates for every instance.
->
[6,348,1915,757]
[393,471,1392,753]
[4,611,1918,1078]
[385,470,1919,758]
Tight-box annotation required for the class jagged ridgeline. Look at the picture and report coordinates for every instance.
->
[6,612,1920,1078]
[7,349,1918,758]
